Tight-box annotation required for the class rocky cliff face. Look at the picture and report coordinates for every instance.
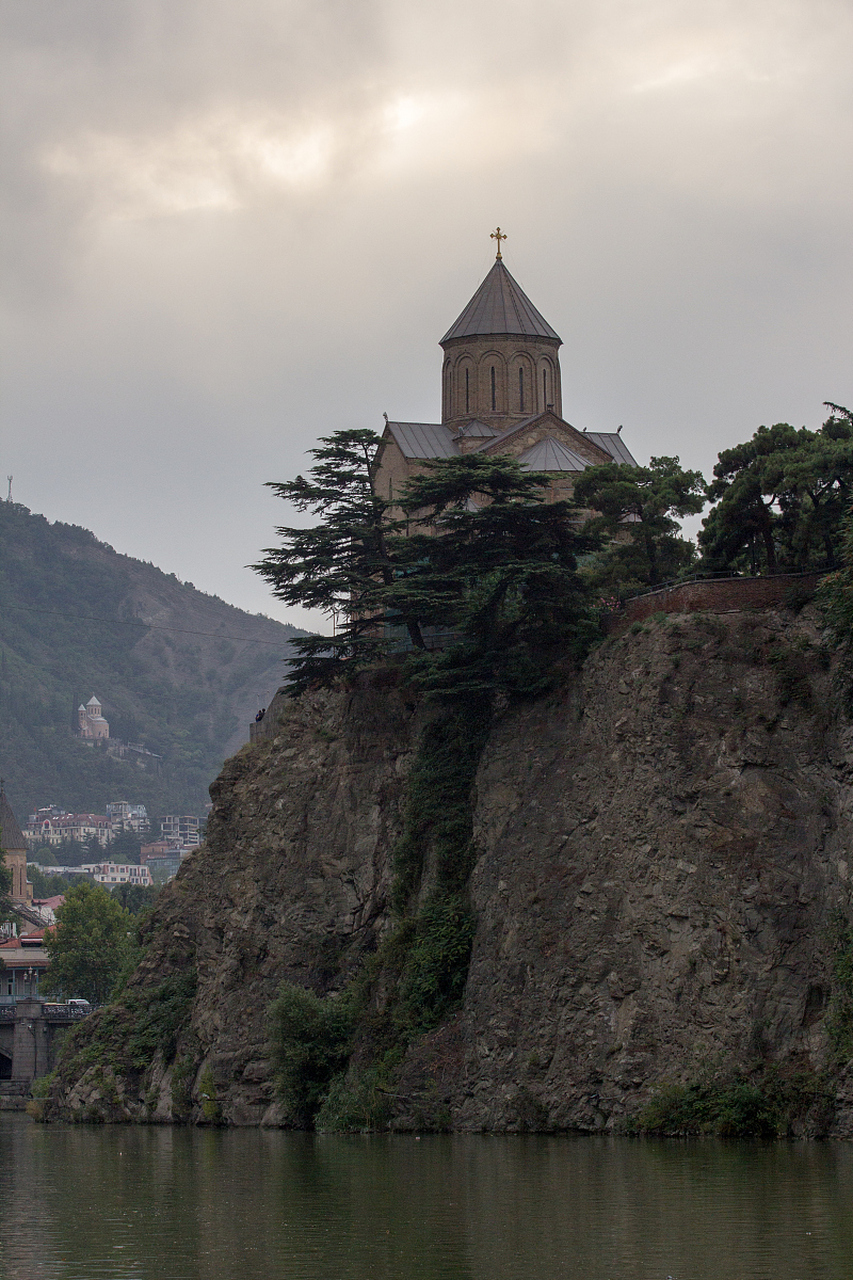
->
[45,606,853,1134]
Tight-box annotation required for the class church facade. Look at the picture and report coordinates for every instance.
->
[372,237,637,509]
[77,694,109,741]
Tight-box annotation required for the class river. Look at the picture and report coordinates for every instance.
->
[1,1114,851,1279]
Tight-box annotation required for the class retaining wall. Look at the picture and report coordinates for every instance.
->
[610,572,824,630]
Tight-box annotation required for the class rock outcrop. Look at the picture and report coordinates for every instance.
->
[44,607,853,1134]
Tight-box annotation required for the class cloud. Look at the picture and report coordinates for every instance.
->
[1,0,851,628]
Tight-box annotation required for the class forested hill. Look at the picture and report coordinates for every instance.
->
[0,501,304,820]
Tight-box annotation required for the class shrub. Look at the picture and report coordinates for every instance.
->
[268,983,354,1125]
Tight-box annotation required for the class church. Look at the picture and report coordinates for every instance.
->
[372,230,637,508]
[77,694,109,741]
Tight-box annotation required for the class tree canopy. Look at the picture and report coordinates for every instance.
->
[699,406,853,574]
[253,430,425,691]
[42,880,134,1004]
[573,455,705,594]
[255,437,600,697]
[391,453,599,696]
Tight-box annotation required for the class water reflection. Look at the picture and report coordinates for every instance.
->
[1,1115,851,1279]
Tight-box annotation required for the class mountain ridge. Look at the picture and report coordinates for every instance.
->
[0,501,304,820]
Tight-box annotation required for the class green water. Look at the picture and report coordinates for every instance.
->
[1,1114,851,1279]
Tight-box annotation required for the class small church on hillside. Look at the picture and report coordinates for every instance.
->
[372,229,638,506]
[77,694,109,741]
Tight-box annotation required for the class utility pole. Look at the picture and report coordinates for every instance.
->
[6,476,12,502]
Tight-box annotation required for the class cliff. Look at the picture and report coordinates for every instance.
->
[43,604,853,1134]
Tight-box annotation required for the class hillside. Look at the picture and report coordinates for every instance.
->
[44,603,853,1135]
[0,501,304,820]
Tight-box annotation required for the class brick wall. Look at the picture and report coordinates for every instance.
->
[608,572,824,631]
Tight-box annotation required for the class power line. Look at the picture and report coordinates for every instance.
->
[0,601,300,647]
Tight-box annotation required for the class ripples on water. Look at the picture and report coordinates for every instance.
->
[1,1114,851,1279]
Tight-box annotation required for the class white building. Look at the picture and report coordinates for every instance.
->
[80,862,153,887]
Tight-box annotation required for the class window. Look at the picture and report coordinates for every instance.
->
[519,366,524,412]
[465,368,470,414]
[491,366,496,412]
[542,367,547,409]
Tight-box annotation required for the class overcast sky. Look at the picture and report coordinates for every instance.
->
[2,0,851,629]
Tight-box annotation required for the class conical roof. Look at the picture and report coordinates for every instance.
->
[0,788,27,853]
[441,260,561,344]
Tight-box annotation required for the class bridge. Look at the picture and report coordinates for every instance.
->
[0,1000,90,1105]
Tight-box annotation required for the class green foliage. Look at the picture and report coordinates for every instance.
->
[628,1068,833,1137]
[61,968,199,1079]
[42,880,134,1005]
[198,1065,222,1123]
[253,430,420,692]
[574,455,705,593]
[26,865,76,898]
[391,698,491,911]
[106,829,143,864]
[256,440,601,697]
[393,454,600,696]
[268,982,354,1125]
[826,912,853,1060]
[699,405,853,574]
[818,504,853,647]
[314,1066,392,1133]
[111,882,161,917]
[0,500,301,818]
[397,894,476,1036]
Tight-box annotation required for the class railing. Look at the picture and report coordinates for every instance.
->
[0,1003,91,1022]
[42,1004,90,1022]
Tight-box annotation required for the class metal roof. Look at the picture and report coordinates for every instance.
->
[387,422,459,460]
[584,431,638,466]
[441,261,561,344]
[518,437,590,473]
[456,419,499,438]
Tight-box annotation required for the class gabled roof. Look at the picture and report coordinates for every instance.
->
[584,431,638,467]
[471,415,541,454]
[441,260,561,344]
[518,437,590,473]
[386,422,459,460]
[86,695,101,707]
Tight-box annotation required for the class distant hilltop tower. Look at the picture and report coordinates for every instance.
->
[78,694,109,740]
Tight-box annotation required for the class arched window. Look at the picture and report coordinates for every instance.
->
[518,366,524,412]
[445,365,452,414]
[491,366,496,412]
[465,367,470,414]
[542,367,548,410]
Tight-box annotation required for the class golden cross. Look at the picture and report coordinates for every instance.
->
[490,227,507,260]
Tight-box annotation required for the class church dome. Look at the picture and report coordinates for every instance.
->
[440,241,563,426]
[440,259,561,345]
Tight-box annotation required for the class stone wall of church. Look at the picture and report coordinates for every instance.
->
[441,335,562,425]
